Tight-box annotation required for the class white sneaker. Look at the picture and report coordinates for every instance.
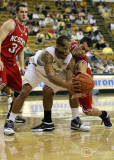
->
[4,120,15,136]
[71,117,91,132]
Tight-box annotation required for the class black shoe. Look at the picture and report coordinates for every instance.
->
[15,116,26,123]
[4,120,15,136]
[31,122,55,132]
[100,111,112,128]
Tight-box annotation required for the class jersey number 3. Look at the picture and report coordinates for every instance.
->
[8,43,19,54]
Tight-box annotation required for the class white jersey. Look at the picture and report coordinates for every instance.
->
[23,46,72,92]
[29,46,72,80]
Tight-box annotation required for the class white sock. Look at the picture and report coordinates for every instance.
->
[71,108,79,120]
[8,111,18,122]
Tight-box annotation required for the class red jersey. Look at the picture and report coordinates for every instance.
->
[71,41,92,112]
[1,19,28,63]
[70,41,92,76]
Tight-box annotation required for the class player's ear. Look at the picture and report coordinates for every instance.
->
[15,11,17,16]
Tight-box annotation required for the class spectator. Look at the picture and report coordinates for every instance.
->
[90,62,97,73]
[27,24,34,35]
[101,10,110,19]
[76,17,83,25]
[76,30,84,41]
[89,17,96,25]
[24,46,34,58]
[71,31,77,41]
[87,50,97,61]
[85,24,92,35]
[38,10,45,20]
[69,13,76,23]
[28,11,33,20]
[109,21,114,31]
[60,26,68,36]
[103,44,113,54]
[96,59,104,70]
[103,66,110,73]
[87,13,94,21]
[36,31,44,44]
[33,25,40,35]
[80,0,87,7]
[96,38,106,50]
[2,0,8,11]
[44,31,53,40]
[99,5,106,14]
[52,22,60,35]
[32,10,39,19]
[55,0,62,7]
[45,14,54,25]
[92,23,99,36]
[96,32,103,41]
[39,19,46,28]
[110,9,114,18]
[67,29,74,38]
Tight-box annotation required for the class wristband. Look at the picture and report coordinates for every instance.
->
[77,72,81,75]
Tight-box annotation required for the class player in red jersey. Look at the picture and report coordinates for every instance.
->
[70,37,112,129]
[0,3,28,123]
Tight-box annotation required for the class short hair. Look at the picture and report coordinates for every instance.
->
[56,35,70,47]
[15,3,27,12]
[80,37,93,48]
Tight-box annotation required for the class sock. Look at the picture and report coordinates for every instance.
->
[43,111,52,123]
[8,111,18,122]
[71,108,79,120]
[7,102,13,119]
[7,95,12,104]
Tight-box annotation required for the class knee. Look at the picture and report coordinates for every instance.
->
[20,85,32,98]
[84,111,92,116]
[0,85,5,91]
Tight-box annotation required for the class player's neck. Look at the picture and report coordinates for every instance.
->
[16,18,25,26]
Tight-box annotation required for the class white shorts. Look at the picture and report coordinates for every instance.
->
[23,64,66,93]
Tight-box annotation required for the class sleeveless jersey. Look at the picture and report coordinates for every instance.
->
[30,46,72,79]
[70,41,91,76]
[1,19,28,63]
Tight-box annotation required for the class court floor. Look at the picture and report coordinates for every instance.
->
[0,94,114,160]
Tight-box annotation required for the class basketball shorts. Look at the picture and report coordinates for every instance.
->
[0,61,22,92]
[23,63,66,93]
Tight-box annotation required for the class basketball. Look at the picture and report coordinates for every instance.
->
[74,73,95,94]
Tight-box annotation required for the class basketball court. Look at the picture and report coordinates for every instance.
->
[0,94,114,160]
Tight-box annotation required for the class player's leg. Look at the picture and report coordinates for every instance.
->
[6,62,26,123]
[4,83,32,135]
[31,86,55,132]
[4,63,39,136]
[69,92,90,131]
[79,93,112,128]
[5,86,13,105]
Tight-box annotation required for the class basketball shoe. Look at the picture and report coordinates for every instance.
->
[7,113,26,123]
[31,122,55,132]
[4,120,15,136]
[100,111,112,128]
[71,117,91,131]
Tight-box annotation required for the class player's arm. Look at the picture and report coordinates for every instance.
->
[0,20,14,71]
[41,51,76,92]
[17,48,25,75]
[76,61,87,74]
[66,57,75,82]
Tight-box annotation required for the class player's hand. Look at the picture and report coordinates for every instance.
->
[20,68,25,76]
[67,81,81,94]
[71,93,87,99]
[0,60,3,71]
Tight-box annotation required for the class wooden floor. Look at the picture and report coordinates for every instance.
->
[0,94,114,160]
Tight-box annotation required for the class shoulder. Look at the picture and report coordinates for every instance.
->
[1,19,14,31]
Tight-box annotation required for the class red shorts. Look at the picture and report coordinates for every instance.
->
[74,68,92,112]
[0,61,22,92]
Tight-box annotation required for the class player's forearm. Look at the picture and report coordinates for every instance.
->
[47,75,69,89]
[18,52,25,69]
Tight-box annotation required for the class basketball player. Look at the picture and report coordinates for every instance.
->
[0,4,28,123]
[32,37,112,132]
[70,37,112,129]
[4,35,82,135]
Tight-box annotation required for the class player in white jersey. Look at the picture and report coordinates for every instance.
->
[4,35,81,136]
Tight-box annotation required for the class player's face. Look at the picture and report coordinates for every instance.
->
[56,40,71,59]
[72,42,91,59]
[16,7,28,23]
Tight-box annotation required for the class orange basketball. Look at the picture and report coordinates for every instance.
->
[74,73,95,94]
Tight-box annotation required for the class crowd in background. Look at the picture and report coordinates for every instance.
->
[0,0,114,74]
